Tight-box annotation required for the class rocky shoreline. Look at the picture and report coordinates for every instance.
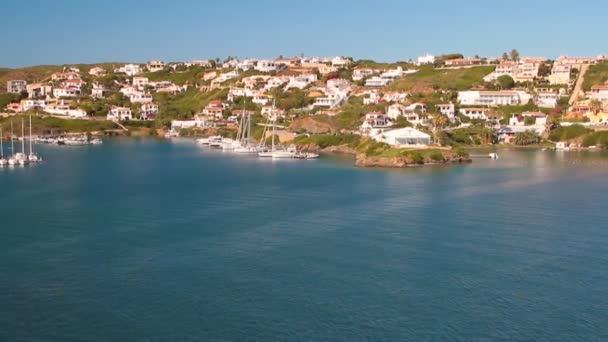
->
[303,144,473,168]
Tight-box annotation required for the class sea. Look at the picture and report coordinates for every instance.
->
[1,137,607,341]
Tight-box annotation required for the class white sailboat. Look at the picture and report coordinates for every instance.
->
[234,113,258,153]
[0,127,7,166]
[7,121,18,166]
[28,114,41,162]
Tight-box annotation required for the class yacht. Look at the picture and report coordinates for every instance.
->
[27,115,41,162]
[15,119,28,166]
[233,113,258,153]
[271,146,298,159]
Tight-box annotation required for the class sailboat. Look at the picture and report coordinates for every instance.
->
[7,121,17,166]
[257,117,276,158]
[28,114,41,162]
[234,113,258,153]
[15,118,28,165]
[0,127,7,166]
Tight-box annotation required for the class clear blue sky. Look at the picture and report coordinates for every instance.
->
[1,0,606,67]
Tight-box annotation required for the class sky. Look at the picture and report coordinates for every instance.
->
[0,0,606,67]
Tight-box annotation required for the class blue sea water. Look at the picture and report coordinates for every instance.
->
[1,138,608,341]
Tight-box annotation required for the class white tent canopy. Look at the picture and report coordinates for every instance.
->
[373,127,431,146]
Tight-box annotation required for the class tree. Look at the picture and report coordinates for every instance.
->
[502,52,509,61]
[497,75,515,89]
[513,131,540,145]
[590,99,602,113]
[510,49,520,62]
[538,63,551,77]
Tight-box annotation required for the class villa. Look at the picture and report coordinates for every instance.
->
[133,77,149,89]
[417,54,435,65]
[26,83,52,98]
[202,100,226,119]
[460,107,491,120]
[89,67,106,76]
[535,91,560,108]
[437,103,456,121]
[107,106,132,121]
[457,90,531,106]
[140,103,159,120]
[7,80,27,93]
[147,60,166,72]
[590,85,608,101]
[285,74,317,90]
[352,67,377,81]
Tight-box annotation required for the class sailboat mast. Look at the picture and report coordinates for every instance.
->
[21,118,25,153]
[0,127,3,158]
[11,121,14,156]
[29,114,33,155]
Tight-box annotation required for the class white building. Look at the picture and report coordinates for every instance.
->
[45,103,87,118]
[26,83,52,98]
[53,87,81,98]
[88,67,106,76]
[457,90,531,106]
[373,127,431,146]
[132,77,149,89]
[548,64,572,85]
[7,80,27,93]
[107,106,132,121]
[171,119,211,129]
[252,94,271,106]
[352,68,377,81]
[313,92,346,109]
[365,76,390,87]
[23,99,47,111]
[285,74,317,89]
[590,85,608,101]
[128,92,153,103]
[360,112,391,136]
[227,87,255,101]
[114,64,142,76]
[331,56,351,66]
[264,76,289,90]
[382,91,408,103]
[459,108,490,120]
[417,54,435,65]
[436,103,456,121]
[140,103,159,120]
[91,85,105,98]
[147,60,166,72]
[535,91,560,108]
[185,60,212,68]
[508,112,547,126]
[255,60,282,72]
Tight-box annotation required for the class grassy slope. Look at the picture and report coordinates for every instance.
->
[0,114,117,135]
[388,65,495,92]
[582,62,608,91]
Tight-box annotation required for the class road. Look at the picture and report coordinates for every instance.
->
[569,64,590,105]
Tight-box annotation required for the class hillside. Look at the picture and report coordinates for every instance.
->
[0,63,121,92]
[581,62,608,91]
[387,65,495,92]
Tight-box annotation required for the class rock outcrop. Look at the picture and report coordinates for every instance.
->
[289,117,333,134]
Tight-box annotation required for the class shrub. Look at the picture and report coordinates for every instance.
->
[409,151,425,164]
[429,152,444,162]
[548,125,591,141]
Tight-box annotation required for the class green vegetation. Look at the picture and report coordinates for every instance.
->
[497,75,515,89]
[269,88,313,111]
[0,115,117,134]
[548,125,592,141]
[581,131,608,147]
[154,88,228,126]
[582,62,608,91]
[440,126,494,146]
[513,131,540,145]
[388,65,495,92]
[0,92,25,109]
[293,133,361,148]
[141,66,210,85]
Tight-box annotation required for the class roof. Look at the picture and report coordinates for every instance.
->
[591,85,608,90]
